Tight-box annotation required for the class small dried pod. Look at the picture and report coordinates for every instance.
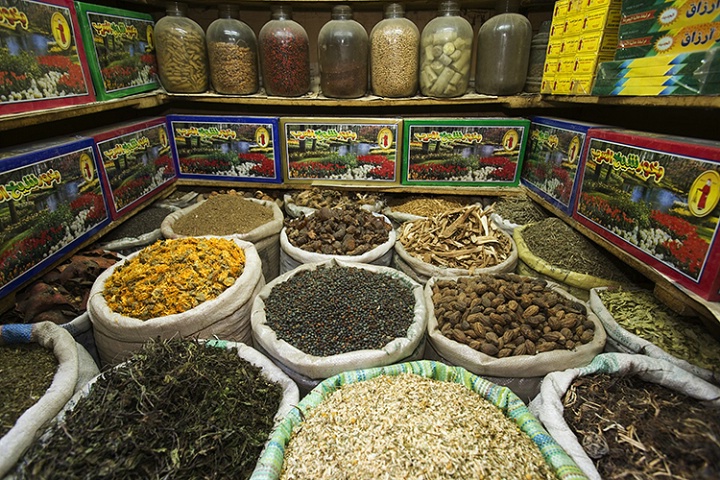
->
[472,322,486,338]
[525,339,537,355]
[560,327,574,339]
[452,329,468,343]
[498,348,513,358]
[523,305,540,318]
[536,341,557,353]
[507,299,519,311]
[485,331,499,345]
[527,314,545,327]
[480,342,499,356]
[581,330,595,344]
[469,339,482,350]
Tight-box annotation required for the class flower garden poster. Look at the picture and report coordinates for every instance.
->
[577,138,720,282]
[0,145,109,296]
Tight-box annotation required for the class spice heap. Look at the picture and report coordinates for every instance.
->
[15,339,283,480]
[387,196,466,217]
[102,207,173,242]
[398,205,513,271]
[172,191,275,236]
[284,205,391,256]
[492,194,548,225]
[521,217,630,283]
[1,344,57,437]
[264,264,415,356]
[563,373,720,479]
[288,188,379,210]
[598,288,720,373]
[432,274,594,357]
[281,373,557,479]
[103,237,245,320]
[1,249,120,325]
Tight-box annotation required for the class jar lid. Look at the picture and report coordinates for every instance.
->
[384,3,405,17]
[332,5,353,19]
[271,4,292,20]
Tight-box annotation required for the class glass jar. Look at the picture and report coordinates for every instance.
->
[524,20,551,93]
[370,3,419,97]
[318,5,369,98]
[259,5,310,97]
[475,0,532,95]
[419,1,473,98]
[206,4,258,95]
[154,2,208,93]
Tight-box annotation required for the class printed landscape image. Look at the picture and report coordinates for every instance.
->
[1,0,89,104]
[97,124,176,213]
[578,139,720,281]
[407,125,523,183]
[285,123,397,181]
[522,125,583,207]
[172,121,277,180]
[0,147,108,292]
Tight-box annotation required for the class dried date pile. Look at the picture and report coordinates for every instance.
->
[281,373,557,480]
[432,273,595,358]
[284,205,391,256]
[563,373,720,479]
[398,205,513,271]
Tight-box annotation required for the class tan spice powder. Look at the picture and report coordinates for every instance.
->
[172,194,274,236]
[103,237,245,320]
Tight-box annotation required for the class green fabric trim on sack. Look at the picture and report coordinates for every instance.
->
[250,359,588,480]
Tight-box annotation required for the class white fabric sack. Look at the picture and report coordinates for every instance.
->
[251,259,427,380]
[589,287,720,385]
[489,212,521,234]
[88,237,264,366]
[161,197,284,282]
[279,212,396,274]
[393,230,518,285]
[283,193,383,219]
[0,322,99,478]
[426,276,606,378]
[529,352,720,480]
[381,206,425,226]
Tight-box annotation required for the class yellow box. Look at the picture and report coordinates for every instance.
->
[552,76,574,94]
[561,36,582,54]
[582,8,621,33]
[570,75,596,94]
[543,55,562,75]
[559,56,579,74]
[553,0,571,19]
[565,14,586,35]
[547,38,565,56]
[577,29,619,54]
[541,75,554,93]
[573,53,613,74]
[582,0,620,12]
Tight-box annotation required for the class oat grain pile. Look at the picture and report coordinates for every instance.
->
[281,373,557,480]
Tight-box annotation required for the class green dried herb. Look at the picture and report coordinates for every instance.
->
[0,344,57,437]
[599,288,720,373]
[493,194,548,225]
[16,339,283,480]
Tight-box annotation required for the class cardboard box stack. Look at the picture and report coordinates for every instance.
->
[593,0,720,95]
[542,0,622,95]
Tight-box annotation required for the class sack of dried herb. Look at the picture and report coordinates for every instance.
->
[394,204,518,284]
[0,322,99,478]
[251,259,427,382]
[283,189,383,219]
[529,352,720,480]
[279,208,396,274]
[162,194,285,282]
[589,286,720,385]
[425,274,606,388]
[13,338,300,480]
[251,360,587,480]
[87,237,265,366]
[381,196,474,226]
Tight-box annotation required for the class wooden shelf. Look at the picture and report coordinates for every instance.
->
[0,91,167,132]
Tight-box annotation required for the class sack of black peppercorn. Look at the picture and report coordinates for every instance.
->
[87,237,265,366]
[0,322,99,477]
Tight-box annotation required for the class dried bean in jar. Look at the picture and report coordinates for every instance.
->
[369,3,419,98]
[206,5,259,95]
[263,265,415,356]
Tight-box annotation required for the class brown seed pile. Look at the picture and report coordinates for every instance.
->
[398,205,513,271]
[388,196,465,217]
[171,192,274,236]
[281,373,557,480]
[289,188,379,210]
[103,237,245,320]
[370,21,419,97]
[208,42,258,94]
[284,206,391,256]
[156,28,208,93]
[432,273,595,357]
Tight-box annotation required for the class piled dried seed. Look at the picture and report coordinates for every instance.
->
[598,287,720,372]
[103,237,245,320]
[388,196,466,217]
[156,28,208,93]
[172,192,274,236]
[264,264,414,356]
[281,373,557,479]
[284,205,391,256]
[289,188,379,210]
[432,273,594,357]
[492,194,548,225]
[398,205,513,271]
[208,42,258,94]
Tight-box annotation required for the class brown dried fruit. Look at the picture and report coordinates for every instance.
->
[523,305,540,318]
[480,342,499,356]
[452,329,468,343]
[525,339,536,355]
[513,344,527,356]
[498,348,513,358]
